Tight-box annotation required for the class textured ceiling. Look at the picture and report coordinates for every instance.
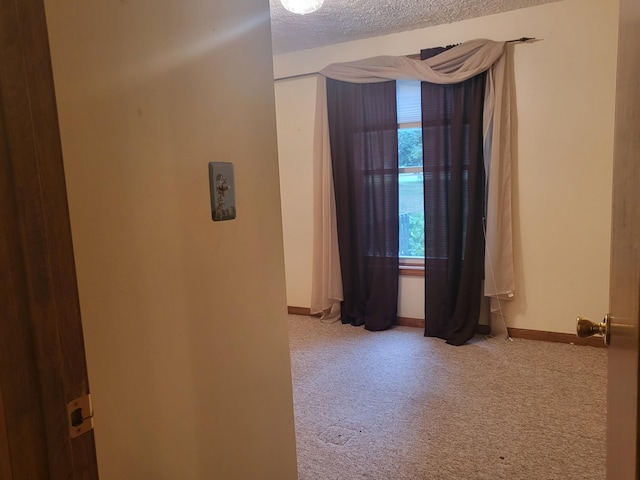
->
[269,0,560,54]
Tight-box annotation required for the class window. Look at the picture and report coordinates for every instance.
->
[397,80,424,260]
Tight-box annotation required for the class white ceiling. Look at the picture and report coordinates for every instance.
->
[269,0,561,54]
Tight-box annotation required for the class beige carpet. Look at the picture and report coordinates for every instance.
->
[288,314,606,480]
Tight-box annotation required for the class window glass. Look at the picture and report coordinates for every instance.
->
[399,169,424,257]
[398,128,422,168]
[397,80,424,258]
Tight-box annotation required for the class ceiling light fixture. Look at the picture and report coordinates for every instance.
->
[280,0,324,15]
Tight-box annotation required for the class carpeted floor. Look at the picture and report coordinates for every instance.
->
[288,314,606,480]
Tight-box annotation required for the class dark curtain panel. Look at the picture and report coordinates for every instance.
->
[421,48,487,345]
[326,79,399,331]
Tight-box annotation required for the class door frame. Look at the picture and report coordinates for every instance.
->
[605,0,640,477]
[0,0,98,477]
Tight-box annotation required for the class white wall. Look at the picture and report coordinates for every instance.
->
[275,0,619,334]
[45,1,298,478]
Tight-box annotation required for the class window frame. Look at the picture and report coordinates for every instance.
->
[397,118,425,268]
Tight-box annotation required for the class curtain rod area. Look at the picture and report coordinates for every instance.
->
[273,37,536,82]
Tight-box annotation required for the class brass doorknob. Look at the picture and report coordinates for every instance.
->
[576,313,610,346]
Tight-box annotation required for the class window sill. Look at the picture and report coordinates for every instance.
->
[399,265,424,277]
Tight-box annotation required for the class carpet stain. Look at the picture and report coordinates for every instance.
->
[319,426,358,446]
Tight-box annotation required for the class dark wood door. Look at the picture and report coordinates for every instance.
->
[606,0,640,477]
[0,0,98,478]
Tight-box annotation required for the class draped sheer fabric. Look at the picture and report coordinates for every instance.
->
[310,39,514,335]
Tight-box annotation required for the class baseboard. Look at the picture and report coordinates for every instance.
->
[289,307,604,347]
[396,317,424,328]
[288,306,312,316]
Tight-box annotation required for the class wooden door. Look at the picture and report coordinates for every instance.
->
[606,0,640,478]
[0,0,98,478]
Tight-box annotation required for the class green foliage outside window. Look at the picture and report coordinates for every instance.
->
[408,213,425,257]
[398,128,422,167]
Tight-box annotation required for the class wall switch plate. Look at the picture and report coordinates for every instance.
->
[209,162,236,221]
